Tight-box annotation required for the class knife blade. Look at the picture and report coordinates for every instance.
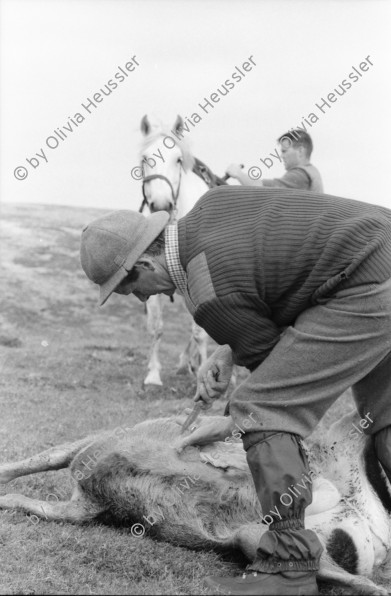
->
[181,368,220,434]
[181,401,203,434]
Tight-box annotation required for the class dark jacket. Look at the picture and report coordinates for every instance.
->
[178,186,391,370]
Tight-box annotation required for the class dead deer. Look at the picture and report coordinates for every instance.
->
[0,410,390,595]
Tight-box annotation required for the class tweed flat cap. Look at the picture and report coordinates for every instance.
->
[80,209,170,305]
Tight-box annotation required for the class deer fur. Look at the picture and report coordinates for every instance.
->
[0,410,390,594]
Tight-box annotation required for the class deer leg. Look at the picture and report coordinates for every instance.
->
[231,523,387,595]
[0,434,101,488]
[0,485,104,524]
[317,551,388,595]
[144,295,163,386]
[230,522,268,561]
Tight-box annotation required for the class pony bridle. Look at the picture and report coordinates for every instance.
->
[140,167,183,215]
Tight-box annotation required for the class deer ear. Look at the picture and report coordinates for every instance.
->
[141,115,151,135]
[173,115,184,134]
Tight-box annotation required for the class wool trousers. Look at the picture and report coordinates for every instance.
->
[229,277,391,571]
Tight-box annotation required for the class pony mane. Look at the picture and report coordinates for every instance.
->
[139,129,195,172]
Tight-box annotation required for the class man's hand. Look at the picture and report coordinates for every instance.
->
[226,163,262,186]
[226,163,245,179]
[175,411,234,452]
[195,345,234,408]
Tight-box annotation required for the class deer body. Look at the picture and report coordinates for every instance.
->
[0,410,390,594]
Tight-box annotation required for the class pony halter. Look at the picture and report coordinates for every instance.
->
[140,169,182,214]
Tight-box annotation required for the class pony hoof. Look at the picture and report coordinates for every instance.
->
[176,364,190,376]
[144,374,163,386]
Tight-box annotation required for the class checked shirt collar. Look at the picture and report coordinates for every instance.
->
[164,224,188,296]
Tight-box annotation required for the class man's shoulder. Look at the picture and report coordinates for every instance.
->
[293,163,321,175]
[288,164,323,192]
[262,167,311,190]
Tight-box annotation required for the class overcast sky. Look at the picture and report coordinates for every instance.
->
[1,0,391,211]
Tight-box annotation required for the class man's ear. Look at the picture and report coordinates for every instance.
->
[135,256,155,271]
[297,145,306,158]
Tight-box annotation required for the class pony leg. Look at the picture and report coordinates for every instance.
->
[0,435,100,488]
[177,336,194,375]
[177,323,208,376]
[144,295,163,386]
[230,365,238,389]
[0,485,104,524]
[189,322,208,373]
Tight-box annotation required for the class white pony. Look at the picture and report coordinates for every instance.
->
[138,114,226,386]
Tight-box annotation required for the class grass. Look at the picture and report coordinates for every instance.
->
[0,201,387,595]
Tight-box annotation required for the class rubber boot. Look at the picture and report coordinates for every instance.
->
[205,569,318,595]
[205,431,322,595]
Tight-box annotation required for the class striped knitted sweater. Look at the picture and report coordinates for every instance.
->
[177,186,391,370]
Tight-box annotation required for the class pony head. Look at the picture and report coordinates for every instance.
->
[139,115,195,214]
